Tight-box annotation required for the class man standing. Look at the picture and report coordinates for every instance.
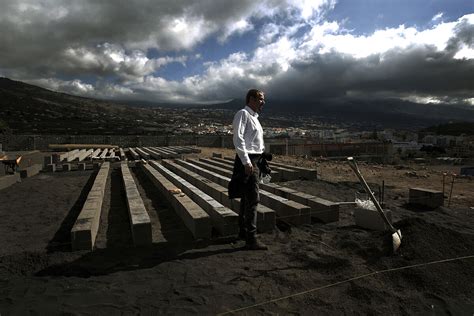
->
[231,89,268,250]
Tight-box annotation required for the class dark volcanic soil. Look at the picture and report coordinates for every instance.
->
[0,160,473,315]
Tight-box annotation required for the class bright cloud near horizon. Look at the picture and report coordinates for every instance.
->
[0,0,473,106]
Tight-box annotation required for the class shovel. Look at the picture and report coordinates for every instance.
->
[347,157,402,252]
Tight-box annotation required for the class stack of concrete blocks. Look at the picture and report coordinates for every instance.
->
[71,162,110,251]
[149,161,239,237]
[141,163,212,239]
[121,162,152,246]
[409,187,444,209]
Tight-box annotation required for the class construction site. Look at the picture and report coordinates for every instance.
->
[0,145,473,314]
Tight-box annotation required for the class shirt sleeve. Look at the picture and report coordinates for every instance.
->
[232,110,251,166]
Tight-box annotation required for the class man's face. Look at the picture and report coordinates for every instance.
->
[250,92,265,113]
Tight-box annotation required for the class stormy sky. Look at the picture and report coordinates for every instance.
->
[0,0,473,106]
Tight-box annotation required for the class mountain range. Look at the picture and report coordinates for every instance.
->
[1,77,473,134]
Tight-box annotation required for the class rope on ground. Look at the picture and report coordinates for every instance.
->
[217,254,474,315]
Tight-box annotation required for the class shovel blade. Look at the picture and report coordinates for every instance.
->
[392,229,402,252]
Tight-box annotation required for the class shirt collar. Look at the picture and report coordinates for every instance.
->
[245,105,259,117]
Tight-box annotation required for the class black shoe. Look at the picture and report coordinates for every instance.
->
[245,239,268,250]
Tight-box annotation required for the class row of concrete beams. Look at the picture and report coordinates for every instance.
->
[190,158,339,224]
[162,160,275,232]
[71,162,110,250]
[174,159,311,226]
[141,162,212,239]
[221,156,317,180]
[148,160,239,236]
[212,156,302,182]
[58,148,120,162]
[128,146,201,161]
[120,162,152,246]
[219,157,303,181]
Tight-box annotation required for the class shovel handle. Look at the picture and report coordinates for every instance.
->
[347,157,397,233]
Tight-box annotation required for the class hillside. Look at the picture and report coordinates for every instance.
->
[0,78,172,135]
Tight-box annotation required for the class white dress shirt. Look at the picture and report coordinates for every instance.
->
[232,106,265,166]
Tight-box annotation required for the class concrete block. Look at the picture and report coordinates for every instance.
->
[0,173,21,191]
[62,163,71,171]
[354,207,392,231]
[409,187,444,209]
[19,164,42,178]
[78,163,86,171]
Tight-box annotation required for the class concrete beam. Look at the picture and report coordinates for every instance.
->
[91,148,102,159]
[135,148,150,160]
[149,160,238,236]
[268,161,317,180]
[175,159,310,225]
[121,162,152,246]
[0,173,21,191]
[141,163,211,239]
[59,149,78,162]
[119,148,126,160]
[150,147,176,158]
[71,162,110,251]
[67,149,85,162]
[354,208,392,231]
[77,149,94,162]
[19,164,42,178]
[409,187,444,209]
[128,147,140,160]
[142,147,162,159]
[162,159,275,233]
[261,183,339,223]
[99,148,109,159]
[209,157,282,182]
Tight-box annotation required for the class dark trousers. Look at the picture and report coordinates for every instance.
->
[233,154,260,241]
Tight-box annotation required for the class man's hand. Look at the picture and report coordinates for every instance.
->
[244,163,253,176]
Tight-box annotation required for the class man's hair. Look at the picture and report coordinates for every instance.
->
[246,89,263,105]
